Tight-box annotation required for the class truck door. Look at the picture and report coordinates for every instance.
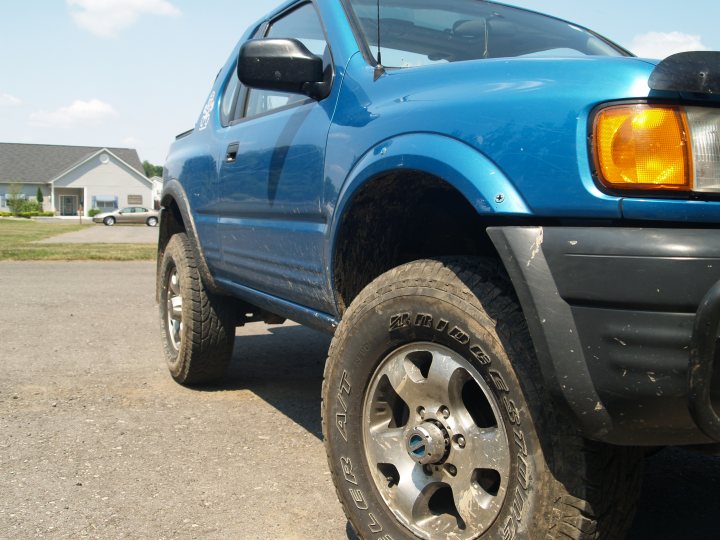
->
[215,2,337,313]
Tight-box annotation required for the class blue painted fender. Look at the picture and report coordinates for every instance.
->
[326,132,531,308]
[332,132,530,226]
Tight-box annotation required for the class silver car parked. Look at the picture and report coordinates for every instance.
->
[93,206,159,227]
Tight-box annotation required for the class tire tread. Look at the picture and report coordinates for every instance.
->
[322,258,642,540]
[159,233,234,385]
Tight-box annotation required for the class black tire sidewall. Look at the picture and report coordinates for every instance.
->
[325,285,545,540]
[158,234,189,379]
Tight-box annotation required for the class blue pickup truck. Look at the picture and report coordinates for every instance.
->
[157,0,720,538]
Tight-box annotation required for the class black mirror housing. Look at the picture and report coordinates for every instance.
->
[238,38,326,99]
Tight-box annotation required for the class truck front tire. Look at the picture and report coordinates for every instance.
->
[158,233,235,385]
[322,258,643,539]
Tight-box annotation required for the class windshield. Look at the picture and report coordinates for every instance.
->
[346,0,628,68]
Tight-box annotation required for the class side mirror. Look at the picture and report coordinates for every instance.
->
[238,38,327,99]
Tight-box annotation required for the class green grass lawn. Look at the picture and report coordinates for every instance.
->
[0,219,156,261]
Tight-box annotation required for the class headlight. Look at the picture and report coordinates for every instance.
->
[593,104,720,193]
[687,107,720,192]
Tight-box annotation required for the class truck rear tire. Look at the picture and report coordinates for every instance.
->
[158,233,234,385]
[322,258,643,539]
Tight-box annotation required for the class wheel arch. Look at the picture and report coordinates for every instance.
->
[157,179,222,300]
[328,133,532,314]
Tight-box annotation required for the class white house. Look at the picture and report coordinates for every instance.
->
[150,176,163,209]
[0,143,153,217]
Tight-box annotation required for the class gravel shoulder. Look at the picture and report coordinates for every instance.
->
[1,261,718,539]
[0,262,345,539]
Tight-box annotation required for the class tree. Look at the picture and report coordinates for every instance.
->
[36,186,44,208]
[142,160,163,178]
[7,183,21,213]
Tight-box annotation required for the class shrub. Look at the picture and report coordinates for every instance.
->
[0,210,55,218]
[89,208,102,217]
[8,199,41,214]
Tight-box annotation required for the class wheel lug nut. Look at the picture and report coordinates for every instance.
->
[423,465,433,476]
[455,435,466,449]
[417,406,425,419]
[445,464,457,476]
[440,406,450,419]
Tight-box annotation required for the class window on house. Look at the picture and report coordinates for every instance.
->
[93,195,118,210]
[97,200,115,210]
[127,195,143,205]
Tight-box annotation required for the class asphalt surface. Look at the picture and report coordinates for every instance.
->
[37,224,158,244]
[1,261,719,539]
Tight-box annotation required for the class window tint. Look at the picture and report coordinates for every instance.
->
[347,0,626,68]
[220,67,242,126]
[245,3,328,118]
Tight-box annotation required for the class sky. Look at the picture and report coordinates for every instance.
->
[0,0,718,165]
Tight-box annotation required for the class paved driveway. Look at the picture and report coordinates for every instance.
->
[37,224,158,244]
[1,261,719,539]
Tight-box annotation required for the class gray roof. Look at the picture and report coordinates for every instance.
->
[0,143,145,185]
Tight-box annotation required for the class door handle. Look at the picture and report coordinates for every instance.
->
[225,143,239,163]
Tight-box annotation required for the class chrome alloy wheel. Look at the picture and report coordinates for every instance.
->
[362,343,510,539]
[166,267,183,351]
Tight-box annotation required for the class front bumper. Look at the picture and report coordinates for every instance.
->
[489,226,720,446]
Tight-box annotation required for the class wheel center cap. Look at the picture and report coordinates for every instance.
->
[406,422,449,465]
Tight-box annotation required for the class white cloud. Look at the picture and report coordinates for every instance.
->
[631,31,709,60]
[0,93,22,107]
[30,99,118,128]
[67,0,180,38]
[121,136,141,147]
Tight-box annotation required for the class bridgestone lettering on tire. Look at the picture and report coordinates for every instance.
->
[158,233,234,385]
[322,258,643,540]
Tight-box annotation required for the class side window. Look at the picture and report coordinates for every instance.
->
[220,66,242,126]
[245,3,327,118]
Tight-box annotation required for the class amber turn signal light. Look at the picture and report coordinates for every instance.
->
[594,105,692,191]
